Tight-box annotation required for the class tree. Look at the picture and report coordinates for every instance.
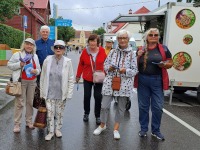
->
[92,27,106,35]
[58,26,75,42]
[49,18,75,42]
[0,0,22,22]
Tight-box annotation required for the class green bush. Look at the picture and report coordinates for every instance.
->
[0,24,30,48]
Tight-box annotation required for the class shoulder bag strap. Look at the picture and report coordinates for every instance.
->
[18,52,22,82]
[89,55,94,73]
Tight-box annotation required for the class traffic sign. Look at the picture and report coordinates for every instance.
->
[49,26,55,40]
[23,15,28,29]
[55,19,72,27]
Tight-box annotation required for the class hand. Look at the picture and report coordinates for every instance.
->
[137,50,144,57]
[119,68,126,74]
[76,77,80,83]
[20,62,25,67]
[30,69,37,74]
[109,66,116,71]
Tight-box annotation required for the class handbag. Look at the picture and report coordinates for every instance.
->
[34,105,47,128]
[5,52,22,96]
[5,79,22,96]
[90,55,105,83]
[33,84,46,109]
[112,76,121,91]
[111,51,127,91]
[93,70,105,83]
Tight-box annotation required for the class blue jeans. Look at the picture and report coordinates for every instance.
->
[137,73,164,133]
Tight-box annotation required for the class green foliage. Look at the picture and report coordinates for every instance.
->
[92,27,106,35]
[0,24,30,48]
[49,18,55,26]
[0,0,22,22]
[193,0,200,3]
[58,26,75,42]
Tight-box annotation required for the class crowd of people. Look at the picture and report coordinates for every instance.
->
[7,26,173,141]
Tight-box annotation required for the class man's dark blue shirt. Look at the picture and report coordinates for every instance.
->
[35,38,54,66]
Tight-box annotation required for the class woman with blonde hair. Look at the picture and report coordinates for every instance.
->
[134,28,173,140]
[8,38,41,133]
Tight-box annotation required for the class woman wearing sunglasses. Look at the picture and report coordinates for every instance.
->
[134,28,173,140]
[40,40,74,140]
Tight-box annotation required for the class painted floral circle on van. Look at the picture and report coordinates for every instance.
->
[183,34,193,45]
[176,9,195,29]
[173,52,192,71]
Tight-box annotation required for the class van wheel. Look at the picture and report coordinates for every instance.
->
[174,89,187,94]
[197,85,200,103]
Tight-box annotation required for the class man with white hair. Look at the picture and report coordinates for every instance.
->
[35,25,54,67]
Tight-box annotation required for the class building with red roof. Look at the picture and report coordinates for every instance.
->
[105,6,150,46]
[5,0,51,40]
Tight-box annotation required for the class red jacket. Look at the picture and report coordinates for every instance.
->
[76,46,107,82]
[134,44,171,90]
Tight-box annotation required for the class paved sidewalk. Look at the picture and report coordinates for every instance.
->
[0,66,14,111]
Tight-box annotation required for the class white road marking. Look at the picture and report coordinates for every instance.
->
[133,89,200,137]
[163,109,200,136]
[0,83,7,86]
[0,79,9,81]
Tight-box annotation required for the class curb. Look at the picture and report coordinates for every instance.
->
[0,90,15,111]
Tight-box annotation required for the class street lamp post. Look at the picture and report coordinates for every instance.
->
[30,1,34,37]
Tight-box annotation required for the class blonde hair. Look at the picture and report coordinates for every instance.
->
[142,28,160,70]
[20,41,36,54]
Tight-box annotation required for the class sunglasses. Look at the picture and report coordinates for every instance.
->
[54,45,65,49]
[148,34,159,37]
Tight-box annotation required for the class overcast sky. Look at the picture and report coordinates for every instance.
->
[50,0,178,30]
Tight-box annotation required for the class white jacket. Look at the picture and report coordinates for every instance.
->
[40,55,74,101]
[7,51,41,82]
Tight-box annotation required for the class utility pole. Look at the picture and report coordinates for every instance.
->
[53,3,58,40]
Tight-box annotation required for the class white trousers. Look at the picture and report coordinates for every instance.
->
[46,99,66,133]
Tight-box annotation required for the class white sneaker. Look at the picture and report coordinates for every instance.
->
[45,132,54,141]
[93,125,106,135]
[113,130,120,140]
[55,129,62,138]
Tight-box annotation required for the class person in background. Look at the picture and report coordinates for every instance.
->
[93,30,138,140]
[7,38,41,133]
[104,39,113,56]
[35,25,54,67]
[40,40,74,141]
[134,28,173,141]
[76,34,107,125]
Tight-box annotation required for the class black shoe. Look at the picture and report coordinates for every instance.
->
[96,117,101,125]
[83,114,89,122]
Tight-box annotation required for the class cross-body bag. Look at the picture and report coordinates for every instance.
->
[90,54,105,83]
[112,51,127,91]
[5,52,22,96]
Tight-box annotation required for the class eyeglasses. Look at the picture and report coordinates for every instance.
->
[148,34,159,37]
[118,37,128,40]
[54,45,65,49]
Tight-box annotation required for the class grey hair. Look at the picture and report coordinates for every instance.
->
[40,25,50,32]
[143,28,160,43]
[116,30,132,39]
[20,41,36,54]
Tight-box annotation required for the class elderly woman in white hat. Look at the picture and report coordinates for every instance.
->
[7,38,41,133]
[40,40,74,141]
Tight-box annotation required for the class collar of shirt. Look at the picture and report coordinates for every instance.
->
[41,38,49,43]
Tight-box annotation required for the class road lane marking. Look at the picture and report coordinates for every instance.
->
[133,89,200,137]
[163,109,200,137]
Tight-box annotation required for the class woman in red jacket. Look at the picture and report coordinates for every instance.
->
[76,34,107,125]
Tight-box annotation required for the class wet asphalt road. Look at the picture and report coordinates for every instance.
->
[0,51,200,150]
